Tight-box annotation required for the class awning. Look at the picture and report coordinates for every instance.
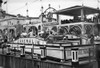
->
[53,5,100,16]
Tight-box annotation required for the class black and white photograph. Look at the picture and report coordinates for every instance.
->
[0,0,100,68]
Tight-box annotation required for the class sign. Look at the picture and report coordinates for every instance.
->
[71,48,79,67]
[71,48,79,62]
[42,22,59,26]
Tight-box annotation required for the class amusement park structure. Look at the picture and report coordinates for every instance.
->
[0,1,100,67]
[1,4,99,67]
[12,5,100,44]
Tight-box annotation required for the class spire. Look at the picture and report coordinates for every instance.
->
[82,3,84,7]
[59,5,60,9]
[41,6,43,13]
[26,2,29,17]
[97,0,100,9]
[48,4,51,8]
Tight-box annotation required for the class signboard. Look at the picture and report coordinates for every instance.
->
[42,22,59,26]
[71,50,78,62]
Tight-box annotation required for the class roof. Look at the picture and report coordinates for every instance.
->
[26,17,39,19]
[39,6,57,18]
[0,17,26,22]
[5,13,17,17]
[53,5,100,16]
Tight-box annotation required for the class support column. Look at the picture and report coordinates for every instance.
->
[40,46,46,60]
[57,14,61,25]
[31,44,34,59]
[81,6,84,22]
[2,44,5,54]
[6,45,11,55]
[20,46,25,57]
[60,46,66,62]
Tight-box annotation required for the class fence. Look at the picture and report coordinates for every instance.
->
[0,39,97,68]
[6,42,95,61]
[0,54,71,68]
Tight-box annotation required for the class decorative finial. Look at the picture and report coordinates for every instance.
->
[41,6,43,13]
[26,2,29,17]
[41,6,43,9]
[82,3,84,7]
[49,4,51,8]
[97,7,99,9]
[97,0,100,9]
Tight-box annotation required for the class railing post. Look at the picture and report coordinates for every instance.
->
[40,45,46,60]
[31,43,34,59]
[80,38,82,45]
[71,48,79,68]
[2,47,4,54]
[95,44,100,68]
[13,47,16,56]
[20,46,25,57]
[6,45,11,55]
[89,48,91,62]
[60,46,66,62]
[2,44,5,54]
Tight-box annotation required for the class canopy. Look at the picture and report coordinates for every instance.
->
[53,5,100,16]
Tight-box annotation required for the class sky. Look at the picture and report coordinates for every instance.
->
[1,0,100,17]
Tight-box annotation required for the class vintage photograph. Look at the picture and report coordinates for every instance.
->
[0,0,99,68]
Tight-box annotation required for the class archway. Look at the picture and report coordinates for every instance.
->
[84,25,93,35]
[94,24,99,36]
[69,26,81,36]
[50,26,58,35]
[38,25,41,31]
[58,27,68,35]
[42,5,57,22]
[51,26,57,32]
[9,29,15,38]
[28,26,38,36]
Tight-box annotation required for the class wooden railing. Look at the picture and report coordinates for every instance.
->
[0,37,99,68]
[1,42,95,62]
[0,41,98,68]
[0,54,71,68]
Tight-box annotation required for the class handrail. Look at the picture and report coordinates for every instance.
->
[7,42,93,48]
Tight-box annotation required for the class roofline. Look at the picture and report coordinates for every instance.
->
[0,17,26,22]
[26,17,39,19]
[0,16,40,22]
[5,13,17,17]
[53,5,100,15]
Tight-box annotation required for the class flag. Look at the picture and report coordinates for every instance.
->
[4,1,7,4]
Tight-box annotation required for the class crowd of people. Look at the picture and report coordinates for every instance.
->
[61,15,100,24]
